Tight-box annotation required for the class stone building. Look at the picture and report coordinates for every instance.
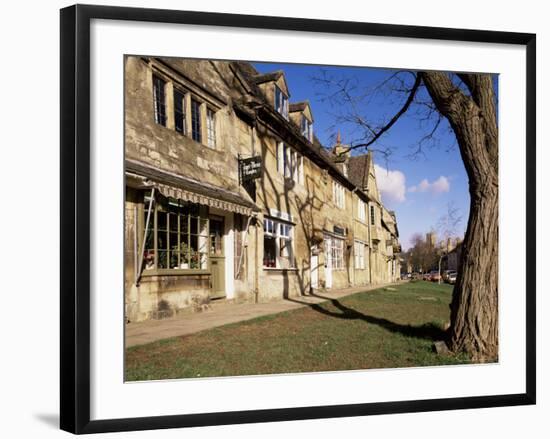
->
[124,56,401,322]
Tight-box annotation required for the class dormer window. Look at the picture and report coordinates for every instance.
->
[275,85,289,119]
[301,115,313,142]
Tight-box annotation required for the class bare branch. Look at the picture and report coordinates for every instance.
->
[345,74,422,152]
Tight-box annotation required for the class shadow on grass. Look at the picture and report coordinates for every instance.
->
[285,292,446,342]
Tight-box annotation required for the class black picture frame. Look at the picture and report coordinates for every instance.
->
[60,4,536,434]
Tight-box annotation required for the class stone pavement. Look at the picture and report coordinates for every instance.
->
[125,282,400,347]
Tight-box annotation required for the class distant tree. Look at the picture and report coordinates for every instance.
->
[408,233,438,274]
[435,203,463,283]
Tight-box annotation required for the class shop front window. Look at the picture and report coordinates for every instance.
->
[143,196,208,271]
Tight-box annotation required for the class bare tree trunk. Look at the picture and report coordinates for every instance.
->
[420,72,499,361]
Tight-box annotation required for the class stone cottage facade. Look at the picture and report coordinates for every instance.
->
[124,56,401,322]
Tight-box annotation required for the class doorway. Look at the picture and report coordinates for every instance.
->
[324,235,332,289]
[209,216,225,299]
[310,248,319,290]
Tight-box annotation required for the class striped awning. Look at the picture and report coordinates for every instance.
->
[126,159,259,216]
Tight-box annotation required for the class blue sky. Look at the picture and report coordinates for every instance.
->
[253,62,480,250]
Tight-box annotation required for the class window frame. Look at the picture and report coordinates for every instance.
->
[354,240,366,270]
[190,97,202,143]
[330,236,345,270]
[277,142,303,185]
[152,74,167,127]
[274,85,289,119]
[206,106,217,148]
[301,115,313,142]
[141,194,210,275]
[173,87,187,136]
[333,180,345,209]
[358,198,366,222]
[263,217,295,269]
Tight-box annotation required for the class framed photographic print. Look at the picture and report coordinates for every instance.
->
[60,4,536,434]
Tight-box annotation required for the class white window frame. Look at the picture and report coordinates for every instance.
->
[206,107,216,148]
[358,198,366,222]
[333,180,345,209]
[301,115,313,142]
[263,218,295,269]
[330,236,345,270]
[277,142,303,185]
[275,85,289,119]
[354,240,366,270]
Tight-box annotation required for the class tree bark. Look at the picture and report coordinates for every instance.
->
[420,72,499,361]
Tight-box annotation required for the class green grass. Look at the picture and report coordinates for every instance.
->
[125,281,470,381]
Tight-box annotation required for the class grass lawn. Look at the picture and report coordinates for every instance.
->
[125,281,470,381]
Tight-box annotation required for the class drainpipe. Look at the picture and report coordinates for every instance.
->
[251,124,260,304]
[254,217,259,303]
[351,187,358,287]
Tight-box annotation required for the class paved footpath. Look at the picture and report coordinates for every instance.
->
[126,282,400,347]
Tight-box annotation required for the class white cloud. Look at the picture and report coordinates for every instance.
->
[374,164,407,203]
[408,176,450,195]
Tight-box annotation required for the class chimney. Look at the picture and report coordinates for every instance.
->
[332,130,351,160]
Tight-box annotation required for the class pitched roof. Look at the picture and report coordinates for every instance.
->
[233,62,370,197]
[251,70,284,84]
[289,102,308,112]
[347,154,371,190]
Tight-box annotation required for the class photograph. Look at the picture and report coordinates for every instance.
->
[123,55,499,381]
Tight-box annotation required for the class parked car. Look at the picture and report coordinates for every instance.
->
[422,272,432,281]
[447,271,458,284]
[429,270,441,282]
[443,270,457,282]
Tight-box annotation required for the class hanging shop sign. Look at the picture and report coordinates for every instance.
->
[239,156,263,182]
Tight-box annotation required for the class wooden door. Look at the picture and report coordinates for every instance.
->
[209,217,225,299]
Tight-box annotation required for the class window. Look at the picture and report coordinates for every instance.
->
[330,237,345,270]
[173,89,186,135]
[206,108,216,148]
[275,85,289,119]
[152,75,167,126]
[370,205,376,226]
[142,196,209,271]
[191,98,202,142]
[333,181,345,209]
[358,199,366,222]
[301,115,313,142]
[355,240,366,269]
[277,142,303,184]
[263,218,294,268]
